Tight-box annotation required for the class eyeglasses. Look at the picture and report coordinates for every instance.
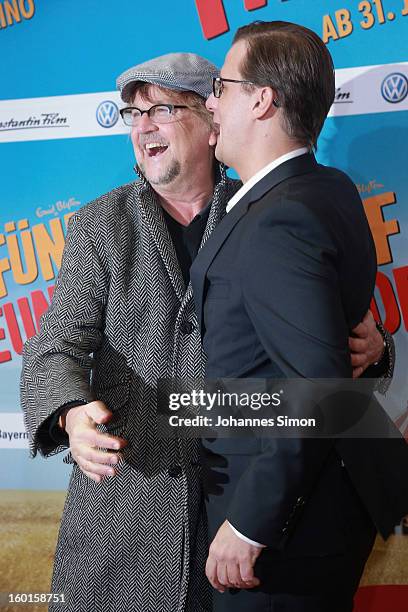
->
[212,76,280,107]
[120,104,188,126]
[212,77,255,98]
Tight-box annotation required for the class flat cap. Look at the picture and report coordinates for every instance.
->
[116,52,219,103]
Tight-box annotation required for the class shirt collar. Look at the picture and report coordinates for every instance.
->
[226,147,309,213]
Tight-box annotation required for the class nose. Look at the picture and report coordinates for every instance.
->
[134,111,158,134]
[206,93,217,113]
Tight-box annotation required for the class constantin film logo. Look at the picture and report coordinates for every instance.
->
[333,86,353,104]
[96,101,119,128]
[0,113,68,132]
[381,73,408,104]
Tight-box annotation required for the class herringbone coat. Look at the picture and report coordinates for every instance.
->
[20,167,239,612]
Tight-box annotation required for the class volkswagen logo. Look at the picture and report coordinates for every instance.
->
[96,100,119,127]
[381,73,408,104]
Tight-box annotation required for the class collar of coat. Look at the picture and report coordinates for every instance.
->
[132,162,237,303]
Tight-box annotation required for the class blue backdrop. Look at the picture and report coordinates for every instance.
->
[0,0,407,494]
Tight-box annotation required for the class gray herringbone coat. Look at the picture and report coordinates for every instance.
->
[20,167,239,612]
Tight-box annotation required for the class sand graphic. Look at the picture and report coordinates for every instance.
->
[0,490,407,610]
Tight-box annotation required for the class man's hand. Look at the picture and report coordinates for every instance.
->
[206,521,262,593]
[63,401,127,483]
[349,310,385,378]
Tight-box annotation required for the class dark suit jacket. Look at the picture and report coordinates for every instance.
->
[190,153,408,552]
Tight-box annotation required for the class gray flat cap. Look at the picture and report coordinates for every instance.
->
[116,52,219,103]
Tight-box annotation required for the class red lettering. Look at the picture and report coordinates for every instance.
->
[3,302,23,354]
[372,271,401,333]
[393,265,408,331]
[245,0,267,9]
[17,296,36,339]
[194,0,270,39]
[31,289,51,331]
[194,0,229,39]
[47,285,54,301]
[0,284,55,363]
[0,307,12,363]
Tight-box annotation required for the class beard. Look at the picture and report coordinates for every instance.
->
[139,158,181,186]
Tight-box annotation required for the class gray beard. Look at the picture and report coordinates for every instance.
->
[139,159,181,186]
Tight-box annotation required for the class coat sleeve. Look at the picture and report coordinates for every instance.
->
[225,197,374,548]
[20,211,109,458]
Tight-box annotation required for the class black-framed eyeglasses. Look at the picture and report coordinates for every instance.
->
[212,76,280,107]
[212,77,255,98]
[120,104,188,126]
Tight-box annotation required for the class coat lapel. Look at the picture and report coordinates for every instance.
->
[136,163,235,310]
[191,153,318,334]
[136,180,186,303]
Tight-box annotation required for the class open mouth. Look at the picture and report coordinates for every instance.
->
[145,142,169,157]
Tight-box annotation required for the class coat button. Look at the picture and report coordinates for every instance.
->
[168,465,182,478]
[180,321,194,334]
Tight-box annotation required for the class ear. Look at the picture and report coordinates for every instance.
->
[252,87,278,120]
[209,128,218,147]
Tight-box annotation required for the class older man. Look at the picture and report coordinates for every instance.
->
[21,51,391,612]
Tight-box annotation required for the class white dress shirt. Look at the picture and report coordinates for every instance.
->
[226,147,309,213]
[225,146,309,548]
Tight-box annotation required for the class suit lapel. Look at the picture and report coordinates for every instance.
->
[180,172,229,310]
[191,153,318,333]
[191,197,250,333]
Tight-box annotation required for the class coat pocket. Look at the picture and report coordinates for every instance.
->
[62,381,130,465]
[94,380,131,436]
[94,379,130,413]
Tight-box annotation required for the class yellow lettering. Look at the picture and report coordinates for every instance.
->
[373,0,385,23]
[32,218,66,281]
[363,192,400,265]
[7,228,38,285]
[19,0,35,19]
[335,9,353,37]
[0,3,6,27]
[322,14,339,43]
[4,0,21,26]
[0,233,11,298]
[359,0,375,29]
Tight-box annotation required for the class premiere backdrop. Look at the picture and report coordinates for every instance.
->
[0,1,407,610]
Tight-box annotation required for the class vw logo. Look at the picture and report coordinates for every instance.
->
[96,100,119,127]
[381,73,408,104]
